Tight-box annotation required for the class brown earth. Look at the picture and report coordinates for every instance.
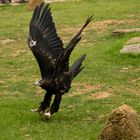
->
[28,0,42,10]
[0,38,15,45]
[113,28,140,36]
[69,83,101,96]
[90,92,110,99]
[61,19,136,37]
[28,0,80,10]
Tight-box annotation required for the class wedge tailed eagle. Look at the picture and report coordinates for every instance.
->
[28,2,93,118]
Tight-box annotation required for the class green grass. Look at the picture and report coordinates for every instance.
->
[0,0,140,139]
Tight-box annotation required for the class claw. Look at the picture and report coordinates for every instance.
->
[31,108,38,112]
[42,112,51,119]
[31,108,44,115]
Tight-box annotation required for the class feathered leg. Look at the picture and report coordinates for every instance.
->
[50,93,62,114]
[43,93,62,118]
[38,91,52,113]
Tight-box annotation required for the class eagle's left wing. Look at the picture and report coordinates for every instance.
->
[28,2,64,80]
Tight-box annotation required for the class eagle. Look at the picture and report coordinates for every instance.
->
[28,2,93,118]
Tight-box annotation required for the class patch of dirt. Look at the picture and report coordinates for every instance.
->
[61,25,80,33]
[124,86,140,95]
[90,92,110,99]
[11,49,27,57]
[0,93,5,97]
[120,66,140,73]
[113,28,140,36]
[0,38,15,45]
[69,83,101,96]
[82,84,140,101]
[120,66,140,84]
[0,80,5,84]
[45,0,80,3]
[108,85,140,96]
[60,19,136,36]
[91,19,135,30]
[120,67,129,73]
[130,77,140,82]
[28,0,81,10]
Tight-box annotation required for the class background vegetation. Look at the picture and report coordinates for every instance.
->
[0,0,140,139]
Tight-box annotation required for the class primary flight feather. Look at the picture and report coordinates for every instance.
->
[28,2,93,118]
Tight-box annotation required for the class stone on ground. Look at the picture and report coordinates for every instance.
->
[125,37,140,45]
[120,44,140,55]
[98,104,140,140]
[120,37,140,55]
[112,28,140,36]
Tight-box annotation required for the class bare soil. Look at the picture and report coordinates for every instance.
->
[69,83,101,96]
[90,92,110,99]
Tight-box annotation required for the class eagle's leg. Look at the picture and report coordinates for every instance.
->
[50,93,62,114]
[43,93,62,118]
[38,91,52,114]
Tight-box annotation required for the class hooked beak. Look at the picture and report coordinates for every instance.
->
[34,80,42,86]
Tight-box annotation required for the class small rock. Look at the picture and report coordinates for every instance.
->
[120,37,140,55]
[120,44,140,55]
[125,37,140,45]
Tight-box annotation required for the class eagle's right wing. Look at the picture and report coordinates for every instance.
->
[53,16,93,77]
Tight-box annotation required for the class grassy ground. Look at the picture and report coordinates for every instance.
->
[0,0,140,139]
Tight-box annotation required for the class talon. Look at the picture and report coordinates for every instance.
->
[31,108,38,112]
[43,112,51,119]
[31,108,44,115]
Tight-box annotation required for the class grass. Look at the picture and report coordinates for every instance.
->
[0,0,140,139]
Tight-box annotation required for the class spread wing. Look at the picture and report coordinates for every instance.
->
[53,16,93,77]
[28,2,64,79]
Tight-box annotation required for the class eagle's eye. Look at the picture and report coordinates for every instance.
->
[30,40,37,47]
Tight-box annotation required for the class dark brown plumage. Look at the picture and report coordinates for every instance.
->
[28,2,93,118]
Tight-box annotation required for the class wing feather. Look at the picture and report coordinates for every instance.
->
[53,16,93,77]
